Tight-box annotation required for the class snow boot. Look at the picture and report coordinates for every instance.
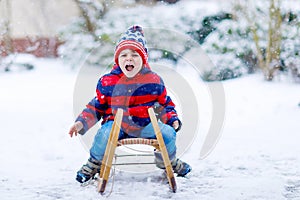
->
[154,152,192,177]
[76,157,101,183]
[171,158,192,177]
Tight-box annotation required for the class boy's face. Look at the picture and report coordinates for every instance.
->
[118,49,143,78]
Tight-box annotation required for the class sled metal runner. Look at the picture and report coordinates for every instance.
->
[97,107,177,194]
[113,154,156,165]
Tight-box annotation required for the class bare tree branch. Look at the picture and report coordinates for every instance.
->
[73,0,108,40]
[235,0,283,81]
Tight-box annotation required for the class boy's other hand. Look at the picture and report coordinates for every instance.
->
[68,121,83,137]
[172,120,179,130]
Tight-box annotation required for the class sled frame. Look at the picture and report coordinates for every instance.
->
[97,107,177,194]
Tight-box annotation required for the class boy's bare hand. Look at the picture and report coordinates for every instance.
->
[172,120,179,130]
[68,121,83,137]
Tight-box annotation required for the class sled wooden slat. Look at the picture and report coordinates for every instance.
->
[148,107,177,193]
[118,138,160,150]
[97,108,123,194]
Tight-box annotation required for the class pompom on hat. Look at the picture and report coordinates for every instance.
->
[114,25,148,66]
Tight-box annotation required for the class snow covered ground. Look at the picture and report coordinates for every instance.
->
[1,57,300,200]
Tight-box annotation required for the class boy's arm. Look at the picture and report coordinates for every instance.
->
[156,81,182,132]
[71,79,108,135]
[75,96,104,135]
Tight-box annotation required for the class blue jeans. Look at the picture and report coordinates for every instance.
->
[90,121,177,162]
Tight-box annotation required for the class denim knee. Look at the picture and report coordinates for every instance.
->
[159,123,176,159]
[89,121,113,161]
[160,124,176,146]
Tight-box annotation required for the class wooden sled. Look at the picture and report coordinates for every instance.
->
[97,107,177,194]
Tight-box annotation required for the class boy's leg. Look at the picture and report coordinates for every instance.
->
[140,121,177,161]
[77,121,126,183]
[141,122,192,177]
[90,121,114,161]
[90,121,127,161]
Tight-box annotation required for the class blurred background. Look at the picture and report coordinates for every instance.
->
[1,0,299,83]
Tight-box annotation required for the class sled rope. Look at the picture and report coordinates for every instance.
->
[103,155,117,198]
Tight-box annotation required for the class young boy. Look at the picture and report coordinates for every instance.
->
[68,25,191,183]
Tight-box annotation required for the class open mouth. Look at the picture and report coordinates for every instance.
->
[125,65,134,72]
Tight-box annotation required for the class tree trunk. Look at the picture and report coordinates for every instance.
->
[236,0,282,81]
[2,0,13,55]
[265,0,282,81]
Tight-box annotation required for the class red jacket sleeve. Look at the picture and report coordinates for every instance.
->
[75,79,108,135]
[156,78,181,131]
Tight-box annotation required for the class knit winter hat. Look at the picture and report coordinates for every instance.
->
[114,25,148,66]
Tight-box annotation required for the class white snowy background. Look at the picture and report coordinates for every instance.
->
[1,1,300,200]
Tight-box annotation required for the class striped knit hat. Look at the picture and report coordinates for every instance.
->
[114,25,148,66]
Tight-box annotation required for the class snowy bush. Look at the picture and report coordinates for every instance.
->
[0,54,35,72]
[58,0,300,82]
[57,1,224,69]
[281,12,300,82]
[202,0,300,81]
[201,19,252,81]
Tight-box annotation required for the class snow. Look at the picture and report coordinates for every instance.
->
[1,55,300,200]
[1,0,300,199]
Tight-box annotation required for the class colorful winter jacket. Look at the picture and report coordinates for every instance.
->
[76,64,181,136]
